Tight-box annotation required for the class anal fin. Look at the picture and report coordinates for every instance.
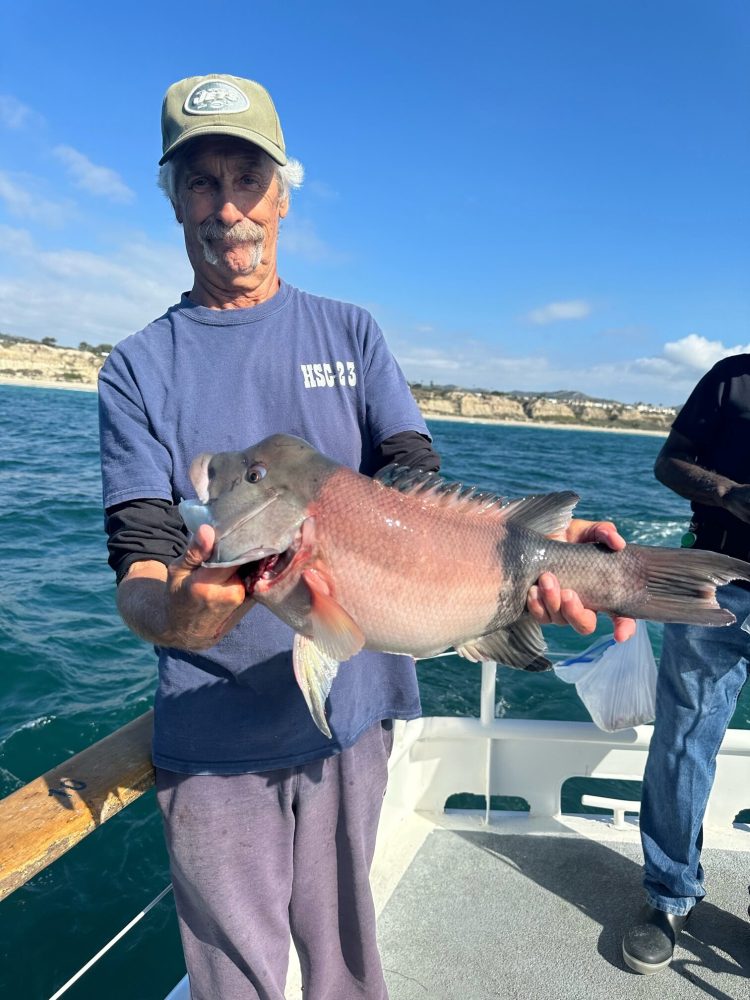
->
[456,614,551,672]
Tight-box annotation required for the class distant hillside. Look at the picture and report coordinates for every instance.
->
[0,333,106,386]
[410,384,676,433]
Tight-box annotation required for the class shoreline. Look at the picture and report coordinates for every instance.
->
[0,376,670,437]
[0,375,97,394]
[423,412,669,438]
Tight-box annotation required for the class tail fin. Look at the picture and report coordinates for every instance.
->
[626,546,750,625]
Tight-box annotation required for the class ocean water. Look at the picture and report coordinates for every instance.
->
[2,383,749,999]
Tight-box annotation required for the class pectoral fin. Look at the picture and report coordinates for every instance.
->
[292,568,366,738]
[456,614,551,672]
[302,567,365,662]
[293,634,339,738]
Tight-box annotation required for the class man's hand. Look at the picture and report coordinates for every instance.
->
[526,518,636,643]
[165,524,254,647]
[118,524,255,650]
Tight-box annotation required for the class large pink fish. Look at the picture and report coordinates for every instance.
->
[180,433,750,736]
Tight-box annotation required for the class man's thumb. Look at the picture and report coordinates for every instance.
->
[174,523,216,576]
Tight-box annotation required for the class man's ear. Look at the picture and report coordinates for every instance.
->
[279,196,289,220]
[174,202,184,225]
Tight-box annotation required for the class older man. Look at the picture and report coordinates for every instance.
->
[98,74,632,1000]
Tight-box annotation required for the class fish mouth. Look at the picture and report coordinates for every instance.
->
[237,526,304,597]
[201,494,282,568]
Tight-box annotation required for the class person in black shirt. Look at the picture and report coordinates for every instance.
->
[622,354,750,974]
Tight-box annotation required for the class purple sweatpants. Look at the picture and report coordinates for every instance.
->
[155,721,394,1000]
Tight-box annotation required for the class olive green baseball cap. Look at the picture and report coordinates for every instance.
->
[159,74,287,166]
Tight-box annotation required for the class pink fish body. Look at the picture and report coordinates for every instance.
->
[180,434,750,735]
[289,465,548,657]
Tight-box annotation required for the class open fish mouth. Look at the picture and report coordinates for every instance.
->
[180,494,286,569]
[236,527,304,597]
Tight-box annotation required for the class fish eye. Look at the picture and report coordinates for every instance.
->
[245,463,267,484]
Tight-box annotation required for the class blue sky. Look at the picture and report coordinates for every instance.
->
[1,0,748,405]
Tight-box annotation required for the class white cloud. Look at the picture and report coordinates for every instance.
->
[0,224,35,254]
[661,333,750,373]
[279,216,345,263]
[0,172,75,226]
[0,227,191,346]
[53,145,135,204]
[525,299,593,325]
[397,346,463,372]
[389,329,750,406]
[394,340,557,388]
[306,179,339,200]
[0,95,35,129]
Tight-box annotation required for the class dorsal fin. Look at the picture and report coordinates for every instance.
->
[495,491,579,536]
[374,464,507,512]
[373,463,578,531]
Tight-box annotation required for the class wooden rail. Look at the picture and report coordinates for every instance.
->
[0,711,154,902]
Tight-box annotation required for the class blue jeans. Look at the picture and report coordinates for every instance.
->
[640,583,750,915]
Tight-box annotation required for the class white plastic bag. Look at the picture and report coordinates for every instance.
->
[553,621,657,732]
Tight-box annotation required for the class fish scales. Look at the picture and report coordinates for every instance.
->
[312,467,519,656]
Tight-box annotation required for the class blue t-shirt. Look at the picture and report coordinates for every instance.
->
[98,281,429,774]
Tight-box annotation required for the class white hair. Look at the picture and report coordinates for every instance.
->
[157,148,304,211]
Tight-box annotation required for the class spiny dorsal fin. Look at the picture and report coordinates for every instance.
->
[374,464,507,512]
[373,464,578,531]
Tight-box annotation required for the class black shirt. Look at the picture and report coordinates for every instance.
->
[673,354,750,559]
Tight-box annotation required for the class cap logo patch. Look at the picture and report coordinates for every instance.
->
[184,80,250,116]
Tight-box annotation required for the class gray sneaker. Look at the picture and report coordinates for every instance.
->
[622,903,692,975]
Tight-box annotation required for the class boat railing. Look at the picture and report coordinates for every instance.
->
[383,658,750,838]
[0,709,154,903]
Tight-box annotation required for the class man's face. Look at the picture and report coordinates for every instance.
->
[174,136,288,287]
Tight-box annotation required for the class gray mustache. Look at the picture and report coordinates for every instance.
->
[198,219,265,244]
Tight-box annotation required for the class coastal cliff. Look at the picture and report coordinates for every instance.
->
[0,335,104,386]
[0,333,676,433]
[411,385,676,433]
